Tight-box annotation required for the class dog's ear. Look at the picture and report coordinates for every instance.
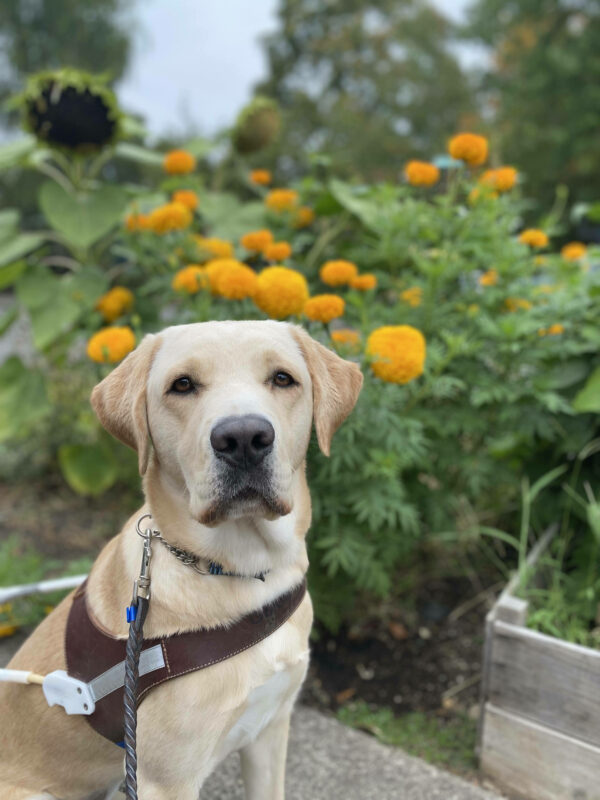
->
[90,334,159,475]
[291,326,363,456]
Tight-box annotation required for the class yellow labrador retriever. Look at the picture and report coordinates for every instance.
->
[0,320,362,800]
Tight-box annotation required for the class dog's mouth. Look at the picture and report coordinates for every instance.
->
[197,465,291,526]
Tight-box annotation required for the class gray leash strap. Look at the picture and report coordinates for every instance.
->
[123,595,149,800]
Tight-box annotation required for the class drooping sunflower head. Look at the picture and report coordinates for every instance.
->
[232,96,282,154]
[19,69,121,153]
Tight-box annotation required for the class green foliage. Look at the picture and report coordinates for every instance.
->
[58,442,119,496]
[338,701,477,773]
[573,367,600,413]
[0,358,51,443]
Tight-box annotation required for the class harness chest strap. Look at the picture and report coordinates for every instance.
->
[65,578,307,744]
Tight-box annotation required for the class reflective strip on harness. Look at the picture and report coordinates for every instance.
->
[89,644,165,702]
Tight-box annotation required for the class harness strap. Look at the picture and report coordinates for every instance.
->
[65,579,306,744]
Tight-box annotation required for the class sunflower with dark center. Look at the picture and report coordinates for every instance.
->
[232,96,282,155]
[20,69,121,153]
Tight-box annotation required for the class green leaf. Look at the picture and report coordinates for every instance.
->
[39,181,128,251]
[573,367,600,413]
[0,209,20,242]
[0,305,18,336]
[329,179,382,231]
[58,443,119,496]
[0,233,45,267]
[0,358,51,441]
[201,192,265,240]
[0,260,26,290]
[181,137,213,158]
[0,137,36,172]
[535,360,589,391]
[114,142,164,166]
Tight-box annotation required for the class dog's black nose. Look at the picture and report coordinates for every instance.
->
[210,414,275,468]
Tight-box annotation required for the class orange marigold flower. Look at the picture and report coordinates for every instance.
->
[253,266,309,319]
[331,329,361,349]
[294,206,316,228]
[87,327,136,364]
[264,241,292,261]
[265,188,299,212]
[479,167,517,193]
[250,169,272,186]
[547,323,565,336]
[518,228,549,248]
[163,149,196,175]
[400,286,423,306]
[95,286,134,322]
[171,189,199,211]
[216,262,258,300]
[505,297,533,312]
[320,260,358,287]
[125,212,150,232]
[304,294,345,323]
[147,202,192,234]
[351,274,377,291]
[204,259,243,294]
[194,236,234,260]
[561,242,587,261]
[448,133,489,166]
[366,325,426,385]
[172,265,208,294]
[479,269,499,287]
[404,160,440,187]
[241,229,274,252]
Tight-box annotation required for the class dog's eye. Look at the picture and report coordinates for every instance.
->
[170,376,195,394]
[272,370,296,388]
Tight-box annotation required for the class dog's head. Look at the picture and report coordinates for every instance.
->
[91,321,362,526]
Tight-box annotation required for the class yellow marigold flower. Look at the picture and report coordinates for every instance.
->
[331,328,361,348]
[304,294,345,323]
[250,169,272,186]
[147,202,192,234]
[265,188,299,212]
[172,265,208,294]
[351,273,378,291]
[264,241,292,261]
[448,133,489,167]
[505,297,533,312]
[479,269,499,287]
[95,286,134,322]
[294,206,316,228]
[125,212,150,232]
[216,262,258,300]
[87,327,136,364]
[400,286,423,306]
[467,303,479,314]
[241,229,274,252]
[194,236,234,260]
[561,242,587,261]
[404,160,440,187]
[468,186,497,204]
[518,228,549,248]
[163,149,196,175]
[171,189,199,211]
[204,259,242,294]
[253,266,309,319]
[320,260,359,287]
[479,166,517,193]
[0,623,17,638]
[366,325,426,385]
[547,323,565,335]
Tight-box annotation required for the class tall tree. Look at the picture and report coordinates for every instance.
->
[465,0,600,212]
[255,0,474,179]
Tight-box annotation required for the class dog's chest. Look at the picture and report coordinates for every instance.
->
[223,668,293,751]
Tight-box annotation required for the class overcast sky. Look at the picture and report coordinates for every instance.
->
[117,0,480,141]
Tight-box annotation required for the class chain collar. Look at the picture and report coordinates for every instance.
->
[136,514,268,582]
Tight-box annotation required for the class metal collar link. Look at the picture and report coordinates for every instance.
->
[135,514,268,582]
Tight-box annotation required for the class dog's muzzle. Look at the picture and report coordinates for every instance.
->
[210,414,275,470]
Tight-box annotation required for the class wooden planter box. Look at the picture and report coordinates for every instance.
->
[478,528,600,800]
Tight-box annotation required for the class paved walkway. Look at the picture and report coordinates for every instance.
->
[1,634,503,800]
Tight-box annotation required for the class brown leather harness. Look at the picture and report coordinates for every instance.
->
[65,578,307,744]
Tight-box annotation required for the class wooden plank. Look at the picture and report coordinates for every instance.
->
[489,619,600,747]
[481,703,600,800]
[495,595,528,625]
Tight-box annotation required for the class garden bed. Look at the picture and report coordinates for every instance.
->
[478,528,600,800]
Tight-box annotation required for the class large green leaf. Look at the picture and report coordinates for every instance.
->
[0,260,26,290]
[0,233,45,267]
[201,192,265,241]
[573,367,600,414]
[0,209,20,242]
[16,266,108,350]
[329,179,383,231]
[114,142,164,166]
[58,443,119,496]
[39,181,128,251]
[0,358,51,441]
[0,137,36,172]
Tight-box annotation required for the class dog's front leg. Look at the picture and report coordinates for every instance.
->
[240,709,291,800]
